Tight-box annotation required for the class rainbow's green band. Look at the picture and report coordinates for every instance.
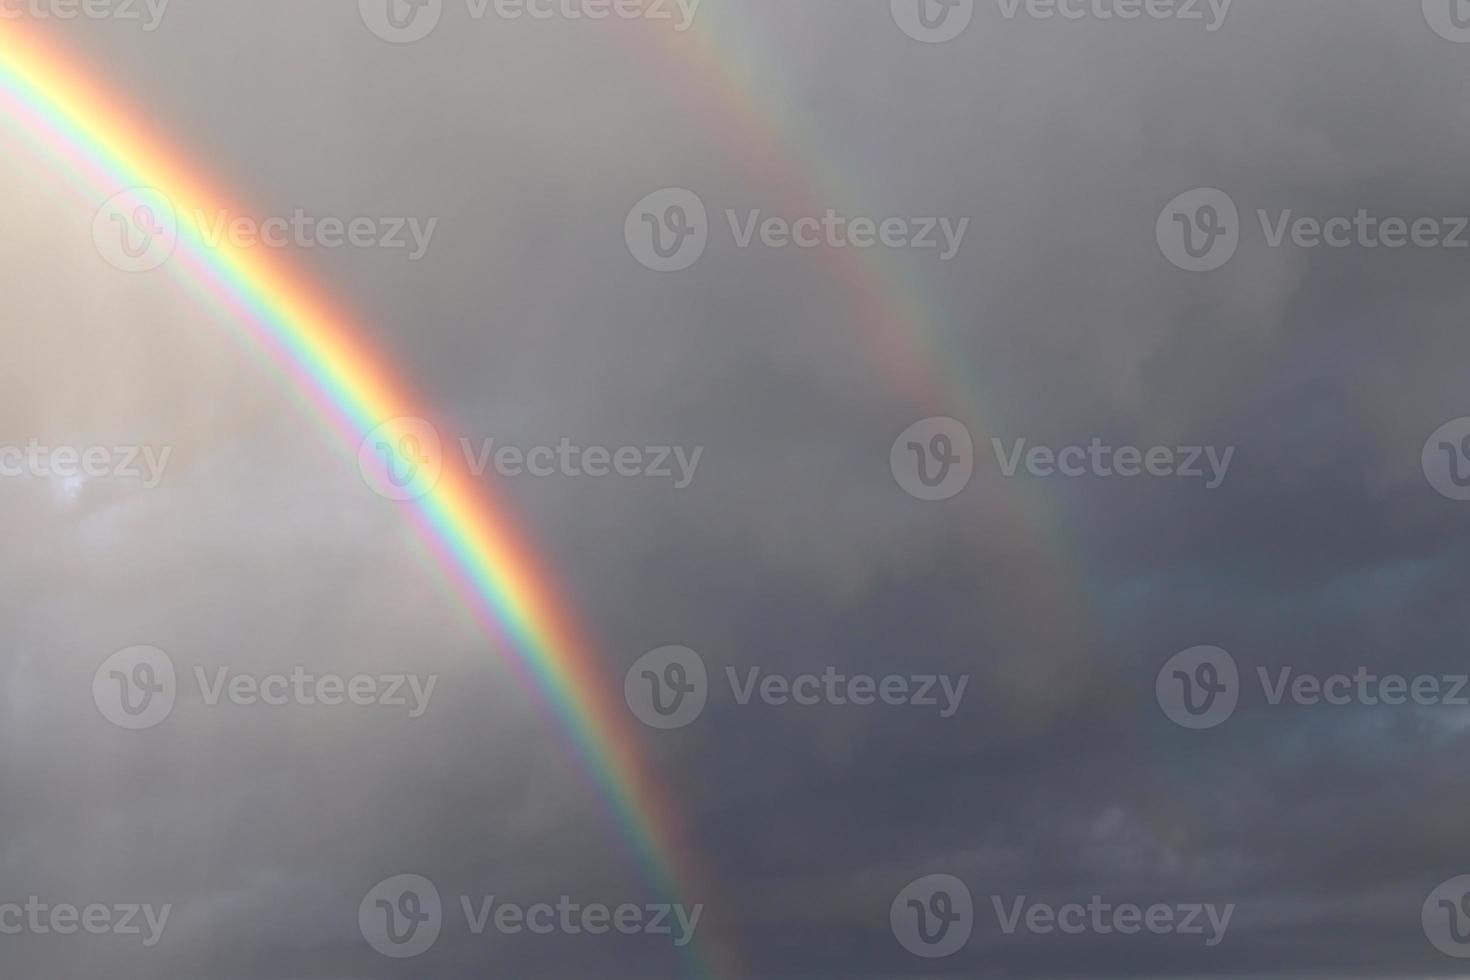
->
[0,20,723,979]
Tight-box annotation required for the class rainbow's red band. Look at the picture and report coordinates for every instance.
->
[0,19,724,979]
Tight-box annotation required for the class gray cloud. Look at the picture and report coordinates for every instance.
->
[2,0,1469,977]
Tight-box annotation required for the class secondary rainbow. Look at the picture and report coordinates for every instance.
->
[639,5,1094,662]
[0,20,727,979]
[590,5,1106,739]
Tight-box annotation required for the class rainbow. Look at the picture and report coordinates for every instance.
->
[2,7,1101,976]
[0,19,727,979]
[645,6,1095,706]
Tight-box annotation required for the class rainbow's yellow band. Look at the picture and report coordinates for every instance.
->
[0,20,723,979]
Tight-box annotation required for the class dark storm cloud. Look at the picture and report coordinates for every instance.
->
[3,1,1470,977]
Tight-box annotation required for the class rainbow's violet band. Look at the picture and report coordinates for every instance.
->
[658,5,1091,649]
[0,20,723,979]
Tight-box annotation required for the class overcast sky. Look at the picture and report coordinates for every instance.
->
[4,1,1470,977]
